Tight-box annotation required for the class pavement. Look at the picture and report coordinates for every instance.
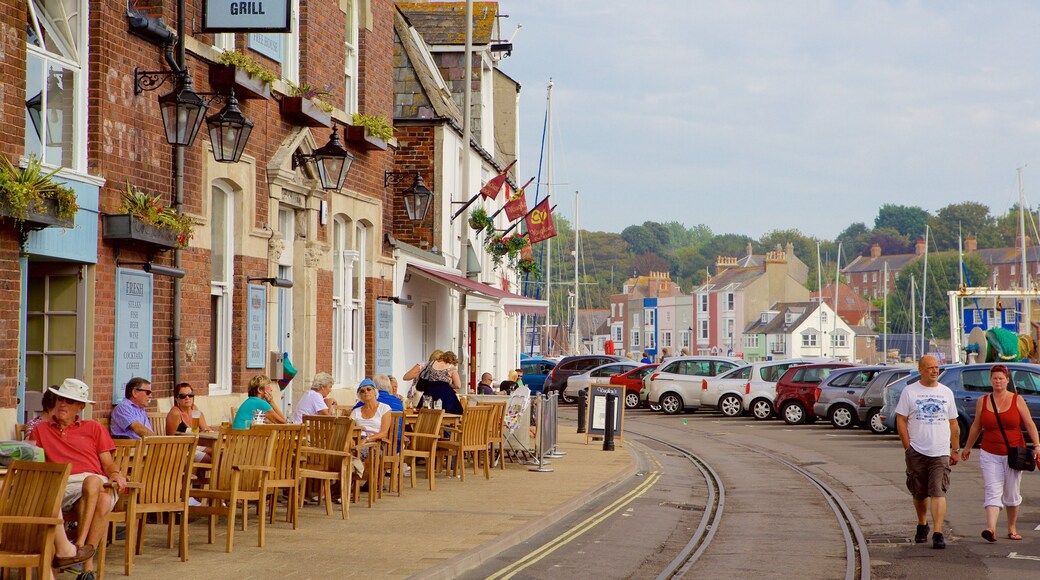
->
[71,424,635,579]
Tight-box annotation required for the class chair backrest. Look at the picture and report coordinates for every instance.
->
[252,424,304,481]
[23,390,44,421]
[147,412,168,436]
[486,402,506,440]
[211,430,276,492]
[132,436,197,505]
[411,409,444,452]
[112,438,140,477]
[385,411,404,456]
[325,416,355,471]
[0,460,70,555]
[14,423,26,441]
[460,406,493,447]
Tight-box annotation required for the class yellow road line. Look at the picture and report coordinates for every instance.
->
[487,471,662,580]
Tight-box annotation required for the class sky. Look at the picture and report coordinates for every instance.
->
[498,1,1040,241]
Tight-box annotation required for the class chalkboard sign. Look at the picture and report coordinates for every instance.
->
[585,384,625,445]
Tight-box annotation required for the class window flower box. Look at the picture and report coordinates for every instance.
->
[280,96,332,128]
[102,214,180,252]
[0,155,78,232]
[0,198,71,230]
[209,65,271,100]
[345,125,388,151]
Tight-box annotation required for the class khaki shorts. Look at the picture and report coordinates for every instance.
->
[62,473,118,512]
[905,447,951,500]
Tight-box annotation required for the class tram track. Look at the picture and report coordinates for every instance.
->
[628,416,870,580]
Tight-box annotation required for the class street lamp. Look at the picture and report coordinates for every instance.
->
[384,170,434,222]
[293,126,355,191]
[206,90,253,163]
[154,74,208,147]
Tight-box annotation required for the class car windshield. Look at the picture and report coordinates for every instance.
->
[724,367,752,380]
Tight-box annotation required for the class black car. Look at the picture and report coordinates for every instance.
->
[544,355,627,402]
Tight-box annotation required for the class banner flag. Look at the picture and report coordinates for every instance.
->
[525,198,557,244]
[479,160,517,200]
[504,186,528,222]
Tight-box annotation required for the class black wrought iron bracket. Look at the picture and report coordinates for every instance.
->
[384,170,419,188]
[133,67,187,94]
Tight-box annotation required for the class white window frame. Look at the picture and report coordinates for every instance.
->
[698,319,709,342]
[630,330,640,347]
[698,294,708,313]
[343,0,359,114]
[681,330,691,348]
[832,333,847,348]
[613,325,622,342]
[662,331,672,348]
[209,183,234,395]
[26,0,88,172]
[801,333,818,348]
[645,308,655,327]
[647,332,656,349]
[351,223,368,377]
[282,0,301,84]
[213,32,235,52]
[332,218,360,386]
[725,293,735,311]
[744,334,759,349]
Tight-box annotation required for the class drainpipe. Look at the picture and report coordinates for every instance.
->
[171,0,186,385]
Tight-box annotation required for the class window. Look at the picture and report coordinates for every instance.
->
[351,222,368,376]
[662,331,672,347]
[681,330,691,348]
[821,312,828,324]
[725,319,734,341]
[277,209,295,378]
[872,272,877,282]
[647,332,656,349]
[209,184,234,395]
[26,0,87,170]
[610,303,615,317]
[282,0,301,83]
[332,218,360,385]
[801,333,818,348]
[744,334,759,348]
[725,293,735,311]
[343,0,359,114]
[698,294,708,313]
[832,333,847,348]
[1011,264,1017,275]
[630,330,640,347]
[698,319,709,341]
[862,273,867,282]
[613,325,622,342]
[645,308,655,326]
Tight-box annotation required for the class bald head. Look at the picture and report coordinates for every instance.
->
[917,355,940,387]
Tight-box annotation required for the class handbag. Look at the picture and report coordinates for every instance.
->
[991,394,1036,472]
[415,362,433,393]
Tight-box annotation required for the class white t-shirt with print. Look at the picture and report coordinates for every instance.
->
[292,389,329,424]
[895,382,958,457]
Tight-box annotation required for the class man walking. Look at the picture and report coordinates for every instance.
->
[895,355,960,549]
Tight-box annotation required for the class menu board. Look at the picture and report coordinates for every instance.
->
[246,284,267,368]
[114,269,153,404]
[374,300,393,374]
[585,384,625,445]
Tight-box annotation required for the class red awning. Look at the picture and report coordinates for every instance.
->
[407,264,547,316]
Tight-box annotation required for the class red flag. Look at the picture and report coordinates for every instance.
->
[525,198,556,244]
[479,160,517,200]
[504,187,528,222]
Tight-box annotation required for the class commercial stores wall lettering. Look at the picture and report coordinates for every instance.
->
[202,0,292,32]
[113,269,153,404]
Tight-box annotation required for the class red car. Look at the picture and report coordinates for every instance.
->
[611,364,658,409]
[773,363,853,425]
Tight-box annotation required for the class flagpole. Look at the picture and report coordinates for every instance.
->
[489,176,535,220]
[450,160,518,222]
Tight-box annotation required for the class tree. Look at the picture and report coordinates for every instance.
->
[875,204,930,239]
[700,234,756,266]
[929,202,996,251]
[867,227,911,256]
[620,222,666,256]
[836,222,871,257]
[888,253,990,337]
[759,228,816,264]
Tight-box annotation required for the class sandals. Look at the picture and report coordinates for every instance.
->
[1008,532,1023,540]
[982,529,996,542]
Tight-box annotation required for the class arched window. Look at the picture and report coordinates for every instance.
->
[209,183,234,394]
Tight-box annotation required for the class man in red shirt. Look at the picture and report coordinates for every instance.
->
[28,378,128,579]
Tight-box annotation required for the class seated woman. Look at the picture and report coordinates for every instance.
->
[498,370,520,395]
[165,382,215,462]
[24,387,57,439]
[350,381,393,443]
[413,351,463,414]
[232,375,287,429]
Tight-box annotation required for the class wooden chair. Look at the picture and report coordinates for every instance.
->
[189,429,276,552]
[252,424,304,530]
[402,409,444,491]
[298,416,355,520]
[381,412,405,496]
[12,424,25,441]
[147,412,168,436]
[0,461,70,579]
[101,436,197,575]
[485,402,507,470]
[438,405,494,481]
[96,438,140,578]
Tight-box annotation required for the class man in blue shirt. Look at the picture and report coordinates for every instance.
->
[352,376,404,411]
[110,377,154,439]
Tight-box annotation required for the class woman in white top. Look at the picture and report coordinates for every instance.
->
[350,381,392,442]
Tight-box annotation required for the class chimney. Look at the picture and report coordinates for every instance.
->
[746,242,753,257]
[870,243,881,258]
[965,235,977,253]
[915,238,926,256]
[785,242,794,259]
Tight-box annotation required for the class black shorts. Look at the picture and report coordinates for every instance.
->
[905,447,951,500]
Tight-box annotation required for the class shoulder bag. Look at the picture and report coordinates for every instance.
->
[415,362,433,393]
[991,393,1036,472]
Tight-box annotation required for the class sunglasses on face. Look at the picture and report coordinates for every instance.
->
[358,387,375,393]
[176,393,195,399]
[135,389,153,396]
[56,396,79,405]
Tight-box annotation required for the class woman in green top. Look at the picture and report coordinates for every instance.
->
[232,374,287,429]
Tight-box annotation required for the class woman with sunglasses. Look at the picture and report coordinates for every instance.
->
[166,382,215,462]
[350,381,392,443]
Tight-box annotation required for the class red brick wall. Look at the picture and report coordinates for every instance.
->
[316,269,333,373]
[389,125,435,248]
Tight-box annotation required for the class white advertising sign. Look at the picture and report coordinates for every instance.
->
[202,0,291,32]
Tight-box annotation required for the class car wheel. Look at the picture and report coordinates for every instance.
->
[624,392,640,409]
[560,390,576,404]
[781,402,806,425]
[648,401,662,412]
[719,394,743,417]
[829,405,856,429]
[867,409,888,434]
[751,398,774,420]
[660,393,684,415]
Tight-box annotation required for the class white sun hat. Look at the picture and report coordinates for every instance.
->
[49,378,96,404]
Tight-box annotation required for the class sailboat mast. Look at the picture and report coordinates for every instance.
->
[572,190,580,354]
[816,242,823,357]
[883,262,888,363]
[543,80,553,356]
[1018,167,1030,332]
[921,225,929,356]
[833,242,841,358]
[911,275,917,361]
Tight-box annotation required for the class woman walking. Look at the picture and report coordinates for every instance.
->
[960,364,1040,541]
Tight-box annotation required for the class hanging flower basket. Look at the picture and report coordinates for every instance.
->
[484,233,529,269]
[468,207,493,233]
[516,257,541,278]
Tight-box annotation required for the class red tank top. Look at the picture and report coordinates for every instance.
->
[980,394,1026,455]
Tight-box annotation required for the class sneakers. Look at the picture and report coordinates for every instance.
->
[188,497,202,507]
[932,532,946,549]
[915,524,930,543]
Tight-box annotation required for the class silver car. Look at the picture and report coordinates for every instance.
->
[647,356,748,415]
[813,366,887,429]
[564,361,640,400]
[856,367,913,434]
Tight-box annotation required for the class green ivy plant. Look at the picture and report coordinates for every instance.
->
[351,113,394,141]
[468,207,494,233]
[120,181,196,248]
[218,50,277,85]
[0,155,78,225]
[284,80,334,113]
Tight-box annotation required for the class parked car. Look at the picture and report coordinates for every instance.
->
[701,358,821,417]
[812,366,888,428]
[610,364,659,409]
[646,356,748,415]
[740,359,835,420]
[640,382,660,411]
[856,367,914,434]
[565,361,641,400]
[519,357,557,395]
[881,362,1040,446]
[545,355,627,403]
[774,363,854,425]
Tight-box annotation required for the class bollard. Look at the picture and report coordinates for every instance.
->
[577,388,587,433]
[603,393,616,451]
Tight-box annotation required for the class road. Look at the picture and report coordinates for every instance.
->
[467,407,1040,579]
